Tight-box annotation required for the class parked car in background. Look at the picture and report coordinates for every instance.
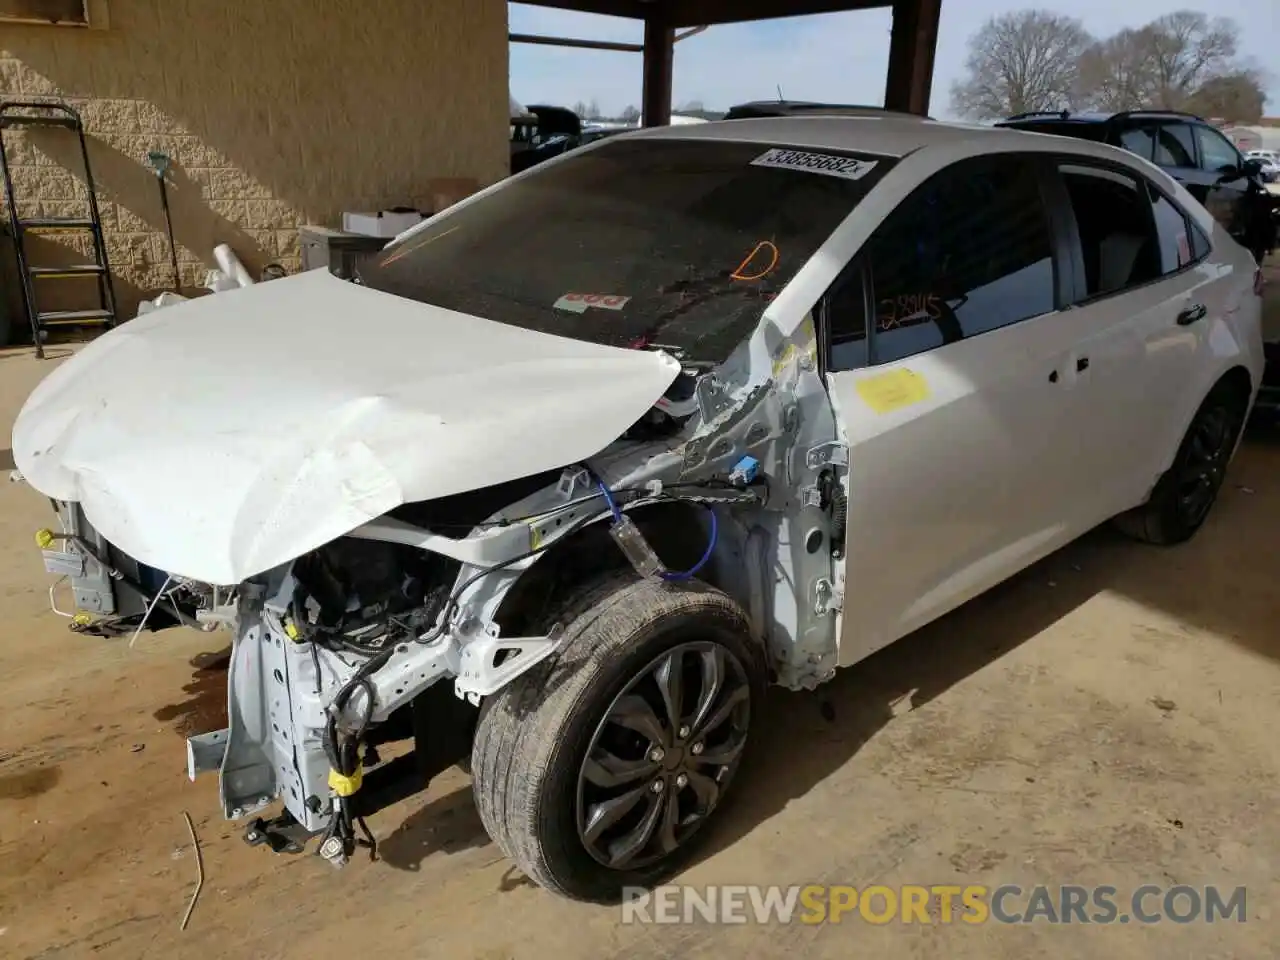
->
[507,105,629,175]
[1244,149,1280,183]
[11,115,1265,903]
[997,110,1278,266]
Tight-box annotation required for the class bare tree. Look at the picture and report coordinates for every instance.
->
[571,101,589,119]
[1142,11,1237,109]
[1078,29,1160,111]
[619,104,640,124]
[950,10,1094,121]
[1077,11,1247,113]
[1183,69,1266,123]
[586,99,601,120]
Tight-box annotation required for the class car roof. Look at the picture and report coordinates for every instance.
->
[622,114,1112,160]
[616,114,1217,237]
[724,100,933,121]
[997,109,1206,126]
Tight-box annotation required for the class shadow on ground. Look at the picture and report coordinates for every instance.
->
[375,768,490,872]
[698,519,1138,863]
[152,647,230,737]
[698,424,1280,862]
[139,428,1280,891]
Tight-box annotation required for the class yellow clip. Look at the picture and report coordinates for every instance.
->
[35,528,55,549]
[283,620,300,641]
[328,764,363,797]
[71,612,93,627]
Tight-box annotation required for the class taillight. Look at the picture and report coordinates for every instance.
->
[1256,269,1266,297]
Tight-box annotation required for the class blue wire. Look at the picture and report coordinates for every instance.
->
[596,473,718,582]
[597,479,623,522]
[660,507,718,582]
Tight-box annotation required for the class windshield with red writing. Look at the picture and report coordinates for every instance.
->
[358,137,895,363]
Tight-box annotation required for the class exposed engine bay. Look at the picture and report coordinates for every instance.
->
[21,311,848,868]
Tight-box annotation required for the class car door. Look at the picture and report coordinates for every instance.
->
[1048,158,1211,510]
[1193,123,1252,242]
[822,154,1088,665]
[1149,119,1218,201]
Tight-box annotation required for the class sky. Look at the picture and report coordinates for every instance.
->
[509,0,1279,119]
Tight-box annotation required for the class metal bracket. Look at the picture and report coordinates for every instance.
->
[800,485,823,509]
[557,466,592,500]
[454,625,565,702]
[812,578,842,616]
[243,809,316,855]
[806,441,848,470]
[41,548,85,578]
[695,374,736,422]
[186,728,229,780]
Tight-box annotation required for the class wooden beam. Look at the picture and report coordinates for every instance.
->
[641,15,674,126]
[515,0,893,27]
[661,0,891,28]
[515,0,653,19]
[510,32,644,52]
[883,0,940,115]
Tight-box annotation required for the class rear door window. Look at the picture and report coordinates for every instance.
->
[1120,125,1157,160]
[1148,186,1198,273]
[1057,164,1162,297]
[1153,123,1196,167]
[1195,125,1241,174]
[827,155,1056,367]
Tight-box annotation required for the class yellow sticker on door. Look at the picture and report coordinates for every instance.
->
[853,368,931,414]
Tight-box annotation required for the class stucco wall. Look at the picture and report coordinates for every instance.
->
[0,0,509,319]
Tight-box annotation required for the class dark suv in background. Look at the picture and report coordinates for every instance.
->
[996,110,1278,265]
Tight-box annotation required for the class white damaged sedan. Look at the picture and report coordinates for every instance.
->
[10,115,1264,901]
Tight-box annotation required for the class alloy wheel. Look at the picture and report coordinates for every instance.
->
[1176,404,1238,529]
[575,641,751,870]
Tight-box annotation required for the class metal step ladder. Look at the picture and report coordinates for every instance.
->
[0,99,117,359]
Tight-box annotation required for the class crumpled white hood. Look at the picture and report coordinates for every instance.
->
[12,270,680,585]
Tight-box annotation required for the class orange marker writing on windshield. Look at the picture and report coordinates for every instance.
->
[731,240,779,282]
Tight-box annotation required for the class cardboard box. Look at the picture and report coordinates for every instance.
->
[342,209,424,238]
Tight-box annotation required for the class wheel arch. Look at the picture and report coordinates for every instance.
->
[1152,362,1254,486]
[492,500,752,638]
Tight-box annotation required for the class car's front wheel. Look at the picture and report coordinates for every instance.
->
[471,573,764,902]
[1115,379,1248,545]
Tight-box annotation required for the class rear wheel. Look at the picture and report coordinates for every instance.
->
[1116,382,1247,545]
[471,573,764,902]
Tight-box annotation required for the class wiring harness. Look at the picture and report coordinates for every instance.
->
[308,467,764,864]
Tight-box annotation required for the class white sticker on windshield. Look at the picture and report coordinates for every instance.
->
[553,293,631,314]
[750,148,878,181]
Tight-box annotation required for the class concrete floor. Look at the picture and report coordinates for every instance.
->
[2,274,1279,958]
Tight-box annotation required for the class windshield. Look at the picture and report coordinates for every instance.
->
[360,137,895,363]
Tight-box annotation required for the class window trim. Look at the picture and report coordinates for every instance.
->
[1115,121,1159,162]
[1152,120,1200,170]
[1192,123,1244,175]
[1046,154,1210,309]
[818,152,1061,374]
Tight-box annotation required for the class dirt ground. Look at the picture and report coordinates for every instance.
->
[2,271,1280,959]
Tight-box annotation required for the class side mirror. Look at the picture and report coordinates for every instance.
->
[1241,158,1264,179]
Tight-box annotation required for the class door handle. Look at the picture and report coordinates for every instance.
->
[1177,303,1207,326]
[1076,356,1089,372]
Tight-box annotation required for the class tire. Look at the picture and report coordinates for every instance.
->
[1115,380,1248,545]
[471,571,765,902]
